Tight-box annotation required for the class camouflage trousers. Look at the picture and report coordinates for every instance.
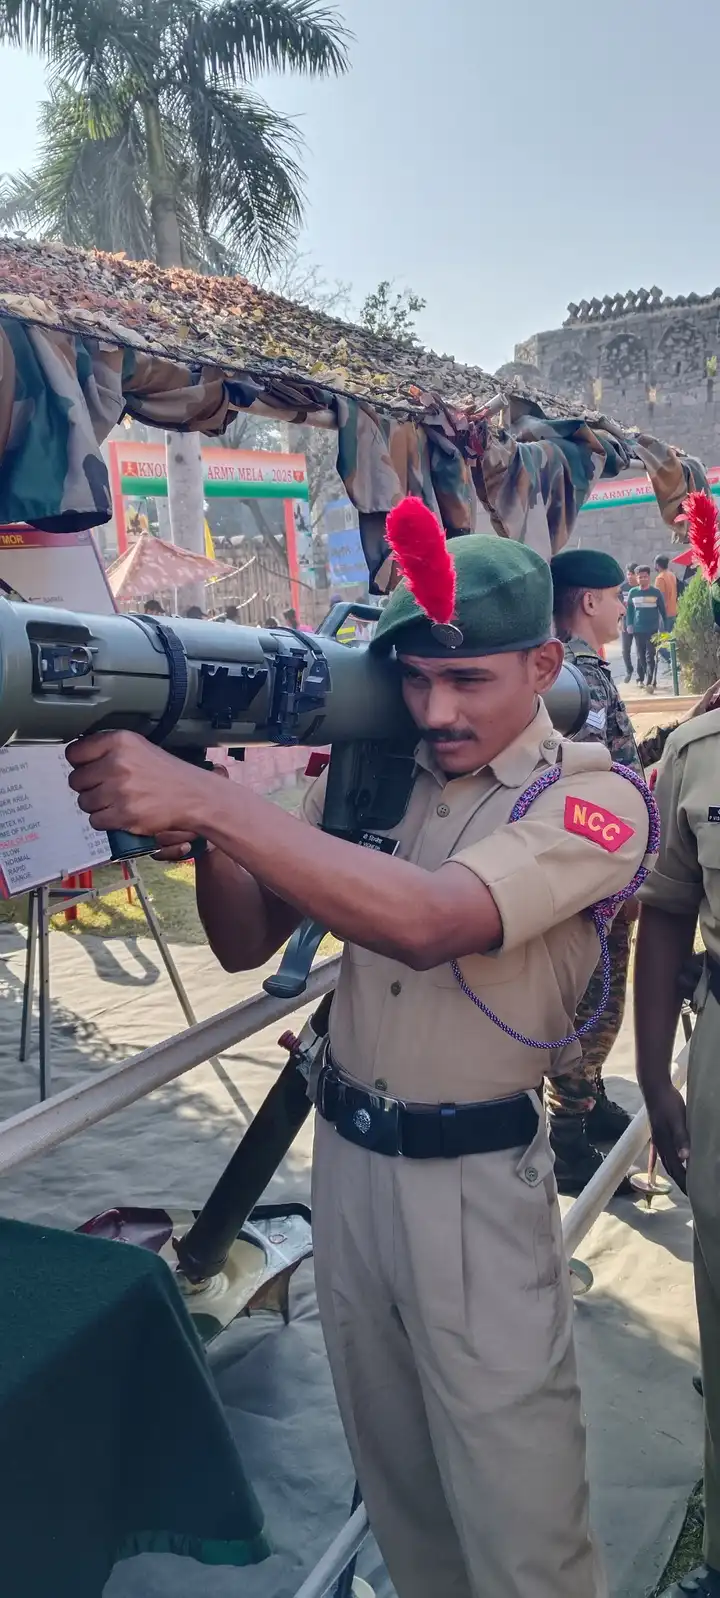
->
[545,918,632,1117]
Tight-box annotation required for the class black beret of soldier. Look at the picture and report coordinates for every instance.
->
[549,549,625,594]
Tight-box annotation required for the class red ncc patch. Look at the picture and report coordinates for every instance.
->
[563,796,635,854]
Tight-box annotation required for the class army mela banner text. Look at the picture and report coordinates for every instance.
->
[582,464,720,512]
[108,441,308,505]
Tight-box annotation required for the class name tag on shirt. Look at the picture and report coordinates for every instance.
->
[708,808,720,823]
[354,830,399,855]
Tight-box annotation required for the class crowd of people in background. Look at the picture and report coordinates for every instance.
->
[619,552,686,691]
[142,598,295,628]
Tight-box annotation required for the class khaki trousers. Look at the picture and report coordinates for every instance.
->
[312,1104,607,1598]
[686,985,720,1570]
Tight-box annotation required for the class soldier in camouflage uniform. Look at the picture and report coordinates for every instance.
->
[550,548,720,1194]
[549,549,643,1192]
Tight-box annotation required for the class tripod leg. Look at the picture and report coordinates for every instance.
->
[38,885,51,1101]
[20,889,38,1064]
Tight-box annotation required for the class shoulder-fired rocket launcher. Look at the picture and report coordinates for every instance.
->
[0,597,588,754]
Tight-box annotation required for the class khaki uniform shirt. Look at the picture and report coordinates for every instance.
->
[638,708,720,961]
[304,701,651,1104]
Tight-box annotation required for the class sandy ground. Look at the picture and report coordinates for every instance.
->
[0,915,701,1598]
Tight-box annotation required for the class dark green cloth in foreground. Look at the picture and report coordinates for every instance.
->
[0,1217,269,1598]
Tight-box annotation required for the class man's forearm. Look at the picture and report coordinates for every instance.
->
[634,904,696,1099]
[188,780,500,968]
[195,847,300,971]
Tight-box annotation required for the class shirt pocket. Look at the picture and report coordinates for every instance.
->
[428,945,527,989]
[696,823,720,870]
[696,824,720,914]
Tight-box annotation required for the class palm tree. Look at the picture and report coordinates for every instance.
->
[0,0,349,556]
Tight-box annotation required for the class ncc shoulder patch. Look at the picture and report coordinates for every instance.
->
[563,795,635,853]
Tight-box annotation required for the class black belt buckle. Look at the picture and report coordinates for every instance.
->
[333,1079,399,1156]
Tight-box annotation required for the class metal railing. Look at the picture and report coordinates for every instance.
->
[0,959,340,1178]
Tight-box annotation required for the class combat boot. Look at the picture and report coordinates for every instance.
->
[586,1080,632,1144]
[548,1113,632,1196]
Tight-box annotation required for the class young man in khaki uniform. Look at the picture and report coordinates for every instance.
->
[635,696,720,1598]
[66,532,653,1598]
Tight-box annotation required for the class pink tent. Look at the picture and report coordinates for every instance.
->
[106,532,226,601]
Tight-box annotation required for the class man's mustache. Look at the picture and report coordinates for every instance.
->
[419,728,473,743]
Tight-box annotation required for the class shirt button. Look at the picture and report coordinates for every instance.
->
[541,738,556,751]
[374,1077,388,1092]
[390,980,402,996]
[524,1166,539,1185]
[436,803,450,817]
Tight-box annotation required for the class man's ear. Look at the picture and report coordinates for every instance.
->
[531,638,564,693]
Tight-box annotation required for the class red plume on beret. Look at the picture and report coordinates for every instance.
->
[684,490,720,582]
[385,496,456,625]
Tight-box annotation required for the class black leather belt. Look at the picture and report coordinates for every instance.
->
[316,1060,539,1159]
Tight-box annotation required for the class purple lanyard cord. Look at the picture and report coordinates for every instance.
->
[451,763,660,1051]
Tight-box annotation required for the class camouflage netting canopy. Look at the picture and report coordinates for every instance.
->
[0,236,570,417]
[0,237,708,587]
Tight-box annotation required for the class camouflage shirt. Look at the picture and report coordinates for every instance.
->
[565,636,644,776]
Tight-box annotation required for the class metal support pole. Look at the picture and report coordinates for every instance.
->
[670,637,680,696]
[175,989,334,1281]
[125,861,249,1116]
[0,958,340,1176]
[37,884,51,1101]
[562,1042,689,1259]
[292,1505,370,1598]
[334,1483,363,1598]
[19,889,38,1063]
[127,862,198,1030]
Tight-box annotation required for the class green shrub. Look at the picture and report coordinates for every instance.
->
[673,572,720,692]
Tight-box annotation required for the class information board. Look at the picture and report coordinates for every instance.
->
[0,526,116,895]
[0,527,115,613]
[0,745,111,897]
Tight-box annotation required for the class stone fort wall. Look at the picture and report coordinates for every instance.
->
[511,286,720,565]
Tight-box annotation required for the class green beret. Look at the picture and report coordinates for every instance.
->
[371,534,552,658]
[550,548,624,592]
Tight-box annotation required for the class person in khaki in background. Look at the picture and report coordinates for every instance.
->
[65,523,654,1598]
[635,565,720,1598]
[547,547,643,1192]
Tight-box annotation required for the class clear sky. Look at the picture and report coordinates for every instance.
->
[1,0,718,374]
